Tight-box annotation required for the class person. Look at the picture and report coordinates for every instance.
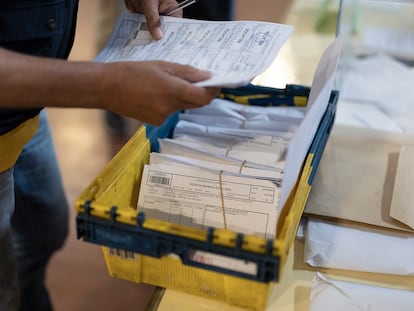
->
[0,0,219,310]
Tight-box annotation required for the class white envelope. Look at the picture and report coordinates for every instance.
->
[309,272,414,311]
[304,219,414,275]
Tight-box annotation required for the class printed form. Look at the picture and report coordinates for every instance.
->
[95,13,293,87]
[137,164,280,239]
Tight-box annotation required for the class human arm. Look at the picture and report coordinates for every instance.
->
[0,47,219,125]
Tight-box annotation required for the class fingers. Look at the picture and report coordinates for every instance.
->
[156,61,219,107]
[181,85,221,108]
[162,62,213,83]
[101,60,219,125]
[124,1,183,40]
[159,62,219,107]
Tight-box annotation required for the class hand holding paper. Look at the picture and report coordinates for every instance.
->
[95,12,293,87]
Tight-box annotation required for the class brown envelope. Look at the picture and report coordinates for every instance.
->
[304,125,414,232]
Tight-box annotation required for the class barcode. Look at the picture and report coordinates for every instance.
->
[150,175,170,186]
[108,248,136,260]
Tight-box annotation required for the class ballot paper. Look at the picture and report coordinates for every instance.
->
[336,53,414,133]
[163,134,287,171]
[149,153,283,183]
[362,27,414,60]
[137,163,280,239]
[95,12,293,87]
[184,98,306,120]
[179,98,303,133]
[172,121,290,169]
[309,273,414,311]
[157,138,284,179]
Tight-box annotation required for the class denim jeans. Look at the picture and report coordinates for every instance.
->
[0,109,68,311]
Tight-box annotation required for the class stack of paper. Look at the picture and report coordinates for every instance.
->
[135,36,342,238]
[137,99,307,239]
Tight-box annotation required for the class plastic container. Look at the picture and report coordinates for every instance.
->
[76,84,338,311]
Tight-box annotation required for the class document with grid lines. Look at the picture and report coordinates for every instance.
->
[95,12,293,87]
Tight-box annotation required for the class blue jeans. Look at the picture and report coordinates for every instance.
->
[0,109,68,311]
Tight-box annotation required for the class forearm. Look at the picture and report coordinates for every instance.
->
[0,47,218,126]
[0,47,105,110]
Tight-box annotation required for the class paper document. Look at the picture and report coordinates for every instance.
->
[309,273,414,311]
[304,219,414,275]
[149,152,283,183]
[157,138,284,178]
[336,53,414,134]
[280,36,342,209]
[95,12,293,87]
[137,164,280,238]
[362,27,414,59]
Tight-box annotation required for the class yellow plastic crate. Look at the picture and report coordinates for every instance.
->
[76,85,338,311]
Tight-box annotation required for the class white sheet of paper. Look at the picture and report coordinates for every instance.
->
[309,273,414,311]
[137,164,280,239]
[166,134,287,170]
[180,98,303,132]
[304,219,414,275]
[335,100,403,133]
[173,120,293,140]
[337,53,414,133]
[280,36,343,209]
[362,27,414,59]
[95,13,293,87]
[150,152,283,183]
[190,98,306,120]
[158,138,284,174]
[339,53,412,103]
[179,112,299,133]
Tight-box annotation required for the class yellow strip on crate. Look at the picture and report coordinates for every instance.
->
[76,126,150,219]
[139,254,272,311]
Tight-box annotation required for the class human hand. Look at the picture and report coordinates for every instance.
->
[100,61,219,125]
[124,0,181,40]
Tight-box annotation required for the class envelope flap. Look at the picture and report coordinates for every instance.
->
[390,145,414,229]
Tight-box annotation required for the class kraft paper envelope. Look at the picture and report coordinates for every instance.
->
[304,125,414,232]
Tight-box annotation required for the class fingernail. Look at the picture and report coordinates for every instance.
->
[154,28,163,40]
